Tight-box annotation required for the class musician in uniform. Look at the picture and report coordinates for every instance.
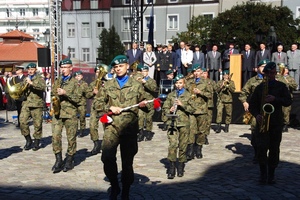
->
[137,66,157,142]
[51,58,82,173]
[93,55,148,199]
[249,62,292,184]
[74,71,89,137]
[239,59,270,163]
[215,70,235,133]
[185,64,211,160]
[161,70,174,131]
[19,63,45,151]
[163,74,195,179]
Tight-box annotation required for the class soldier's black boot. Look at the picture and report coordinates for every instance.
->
[167,161,176,179]
[63,155,74,172]
[215,123,221,133]
[282,124,288,132]
[268,166,276,184]
[186,144,194,160]
[259,164,267,184]
[32,139,40,151]
[196,144,203,159]
[145,131,153,141]
[204,135,209,145]
[52,152,63,173]
[162,122,167,131]
[121,184,130,200]
[91,140,101,155]
[137,129,144,142]
[109,179,120,200]
[224,124,229,133]
[78,129,84,137]
[24,135,32,150]
[177,162,185,177]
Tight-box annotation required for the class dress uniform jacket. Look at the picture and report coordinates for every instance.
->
[157,52,173,71]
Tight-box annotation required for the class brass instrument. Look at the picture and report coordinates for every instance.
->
[190,82,196,100]
[224,73,233,88]
[130,60,140,71]
[278,63,285,75]
[51,79,61,116]
[185,73,194,80]
[166,87,179,134]
[95,64,110,89]
[259,76,275,133]
[243,111,254,124]
[7,80,29,100]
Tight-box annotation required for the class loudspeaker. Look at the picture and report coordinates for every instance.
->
[37,48,51,67]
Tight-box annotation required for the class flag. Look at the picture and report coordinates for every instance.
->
[148,5,154,48]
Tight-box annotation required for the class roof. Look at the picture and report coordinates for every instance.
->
[0,29,34,40]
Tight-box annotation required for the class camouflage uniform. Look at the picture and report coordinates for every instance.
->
[205,78,216,135]
[77,80,89,130]
[51,76,82,156]
[216,79,235,124]
[20,74,45,139]
[93,76,146,189]
[162,89,195,162]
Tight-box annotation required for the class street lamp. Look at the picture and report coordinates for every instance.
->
[43,28,50,47]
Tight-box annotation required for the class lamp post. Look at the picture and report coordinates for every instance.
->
[43,28,50,47]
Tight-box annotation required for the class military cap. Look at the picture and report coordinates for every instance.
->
[156,44,162,48]
[110,55,128,66]
[140,41,144,46]
[166,70,174,75]
[15,65,25,70]
[192,64,201,71]
[174,74,185,83]
[59,58,72,66]
[202,68,207,72]
[187,69,193,73]
[26,63,37,69]
[162,45,167,49]
[137,64,143,71]
[263,61,276,72]
[141,66,149,71]
[257,59,270,66]
[74,71,83,76]
[223,70,230,75]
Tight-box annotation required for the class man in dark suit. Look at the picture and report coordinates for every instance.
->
[156,45,173,80]
[206,44,222,82]
[255,43,271,71]
[241,43,256,86]
[271,44,287,71]
[192,44,205,69]
[222,42,239,71]
[175,41,185,75]
[126,42,143,67]
[167,44,177,72]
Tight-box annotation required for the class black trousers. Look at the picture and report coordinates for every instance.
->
[16,100,22,125]
[242,70,253,87]
[181,64,192,76]
[6,94,15,111]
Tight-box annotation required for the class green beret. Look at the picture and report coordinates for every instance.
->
[192,64,201,71]
[202,68,207,72]
[137,64,143,71]
[263,62,276,72]
[257,59,270,66]
[174,74,184,83]
[141,66,149,71]
[166,70,174,75]
[26,63,37,69]
[59,58,72,66]
[111,55,128,66]
[187,69,193,73]
[223,70,230,75]
[74,71,83,76]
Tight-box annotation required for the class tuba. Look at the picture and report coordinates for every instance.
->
[8,80,29,100]
[95,64,110,89]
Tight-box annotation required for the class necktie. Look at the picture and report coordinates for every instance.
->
[197,52,199,60]
[213,51,216,58]
[278,53,281,59]
[229,49,232,55]
[261,50,264,56]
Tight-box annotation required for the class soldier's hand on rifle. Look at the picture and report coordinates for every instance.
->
[243,102,249,111]
[110,106,122,114]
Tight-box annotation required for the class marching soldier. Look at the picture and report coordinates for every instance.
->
[137,66,157,142]
[161,70,174,131]
[20,63,45,151]
[163,74,195,179]
[51,58,82,173]
[74,71,89,137]
[156,45,173,80]
[94,55,148,199]
[185,64,211,160]
[239,59,269,163]
[215,70,236,133]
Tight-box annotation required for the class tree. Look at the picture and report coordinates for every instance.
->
[98,25,125,65]
[210,2,300,51]
[171,15,212,46]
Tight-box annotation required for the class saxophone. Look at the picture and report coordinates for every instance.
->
[259,76,275,133]
[51,78,61,116]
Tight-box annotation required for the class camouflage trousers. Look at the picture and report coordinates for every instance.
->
[52,117,78,156]
[206,108,213,135]
[20,106,43,139]
[188,114,207,145]
[216,102,232,124]
[138,108,154,131]
[77,105,86,130]
[101,124,138,186]
[89,107,100,141]
[167,125,189,162]
[282,105,291,125]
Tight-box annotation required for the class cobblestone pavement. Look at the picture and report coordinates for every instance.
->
[0,110,300,200]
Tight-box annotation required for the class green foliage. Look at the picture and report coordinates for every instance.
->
[98,25,125,65]
[171,15,212,46]
[210,2,300,51]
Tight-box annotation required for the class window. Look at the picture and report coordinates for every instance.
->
[82,22,90,38]
[123,17,131,31]
[123,0,131,5]
[123,41,131,51]
[168,0,178,2]
[33,8,38,16]
[67,23,75,37]
[203,14,213,20]
[145,0,155,4]
[73,1,81,9]
[33,28,39,33]
[20,8,25,16]
[297,7,300,19]
[45,8,49,16]
[91,0,98,9]
[69,48,75,58]
[7,29,14,32]
[167,15,178,30]
[20,29,26,32]
[82,48,90,62]
[96,22,105,36]
[144,15,155,31]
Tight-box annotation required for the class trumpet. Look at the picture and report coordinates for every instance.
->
[224,73,233,88]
